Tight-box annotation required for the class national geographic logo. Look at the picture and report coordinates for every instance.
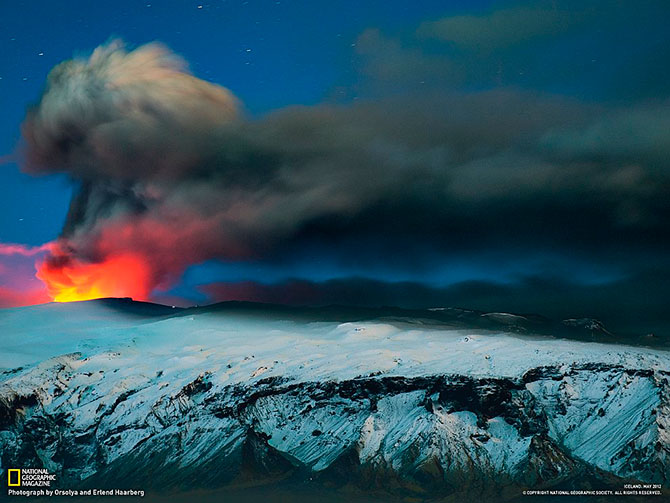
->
[8,469,20,487]
[6,468,56,487]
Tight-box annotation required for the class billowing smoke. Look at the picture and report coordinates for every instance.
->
[23,40,238,179]
[19,41,670,303]
[22,41,241,300]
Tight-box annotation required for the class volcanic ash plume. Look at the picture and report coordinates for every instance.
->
[23,41,240,301]
[23,40,238,179]
[19,40,669,304]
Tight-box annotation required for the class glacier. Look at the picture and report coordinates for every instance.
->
[0,299,668,501]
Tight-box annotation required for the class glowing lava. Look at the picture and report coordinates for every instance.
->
[36,253,151,303]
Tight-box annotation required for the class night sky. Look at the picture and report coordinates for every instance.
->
[1,1,668,337]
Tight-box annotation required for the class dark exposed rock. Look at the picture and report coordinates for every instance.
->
[1,359,668,500]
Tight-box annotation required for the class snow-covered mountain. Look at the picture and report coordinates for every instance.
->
[1,299,668,501]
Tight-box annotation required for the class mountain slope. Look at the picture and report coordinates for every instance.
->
[0,300,668,501]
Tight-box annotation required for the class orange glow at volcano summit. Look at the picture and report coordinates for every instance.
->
[36,252,152,303]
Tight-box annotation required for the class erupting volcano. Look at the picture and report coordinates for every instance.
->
[36,247,151,303]
[0,25,667,335]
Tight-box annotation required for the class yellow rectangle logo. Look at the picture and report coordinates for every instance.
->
[8,469,21,487]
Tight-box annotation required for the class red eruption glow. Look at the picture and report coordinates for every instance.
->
[3,211,235,306]
[36,252,152,303]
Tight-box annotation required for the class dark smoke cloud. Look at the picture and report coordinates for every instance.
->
[19,35,670,315]
[415,0,602,53]
[354,1,670,101]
